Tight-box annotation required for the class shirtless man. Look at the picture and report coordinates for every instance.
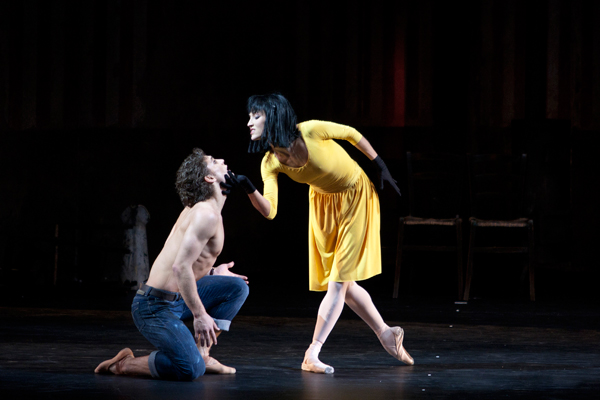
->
[94,148,249,381]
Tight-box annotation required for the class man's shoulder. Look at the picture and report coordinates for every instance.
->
[190,202,220,217]
[187,203,221,228]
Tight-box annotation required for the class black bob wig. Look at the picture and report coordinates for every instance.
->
[246,93,300,154]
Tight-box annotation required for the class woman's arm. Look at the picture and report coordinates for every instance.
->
[354,136,378,160]
[247,190,271,218]
[355,136,401,196]
[225,171,277,219]
[311,120,400,195]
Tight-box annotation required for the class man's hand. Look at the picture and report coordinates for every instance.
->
[194,312,219,348]
[213,261,249,284]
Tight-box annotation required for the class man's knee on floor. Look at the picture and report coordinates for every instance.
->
[173,357,205,381]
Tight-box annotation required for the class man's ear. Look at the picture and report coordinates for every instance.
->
[204,175,216,183]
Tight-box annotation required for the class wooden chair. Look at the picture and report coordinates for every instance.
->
[394,152,465,299]
[463,154,535,301]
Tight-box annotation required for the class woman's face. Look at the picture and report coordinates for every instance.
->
[247,110,266,141]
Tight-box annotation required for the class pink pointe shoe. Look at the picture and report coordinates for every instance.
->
[301,343,334,374]
[301,357,334,374]
[377,326,414,365]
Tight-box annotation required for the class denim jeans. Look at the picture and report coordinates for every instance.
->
[131,275,249,381]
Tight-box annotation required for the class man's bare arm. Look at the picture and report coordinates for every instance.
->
[171,210,219,347]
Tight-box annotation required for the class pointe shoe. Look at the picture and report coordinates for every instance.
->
[301,357,334,374]
[378,327,414,366]
[94,348,134,374]
[204,356,236,374]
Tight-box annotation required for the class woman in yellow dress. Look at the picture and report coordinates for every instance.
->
[227,93,414,373]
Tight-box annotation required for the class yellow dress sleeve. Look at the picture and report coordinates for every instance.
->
[306,120,363,145]
[260,153,279,220]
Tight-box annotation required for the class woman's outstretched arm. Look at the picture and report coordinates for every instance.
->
[224,171,276,219]
[247,190,271,218]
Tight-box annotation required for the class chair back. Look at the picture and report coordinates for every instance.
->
[406,152,465,219]
[468,154,528,220]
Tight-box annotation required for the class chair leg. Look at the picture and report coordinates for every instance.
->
[528,222,535,301]
[463,221,477,301]
[456,219,464,300]
[393,219,405,298]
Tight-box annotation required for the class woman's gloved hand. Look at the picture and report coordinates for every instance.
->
[225,170,257,194]
[220,173,233,195]
[371,156,401,196]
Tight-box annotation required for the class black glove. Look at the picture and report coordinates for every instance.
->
[226,170,257,194]
[220,174,233,195]
[371,156,401,196]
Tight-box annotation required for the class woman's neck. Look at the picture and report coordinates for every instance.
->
[271,137,308,168]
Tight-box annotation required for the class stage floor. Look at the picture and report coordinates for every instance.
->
[1,293,599,400]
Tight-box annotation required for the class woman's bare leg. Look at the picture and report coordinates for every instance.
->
[302,281,351,374]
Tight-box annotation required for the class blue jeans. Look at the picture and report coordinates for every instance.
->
[131,276,249,381]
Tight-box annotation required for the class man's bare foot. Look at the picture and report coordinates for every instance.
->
[94,348,134,375]
[204,356,236,374]
[198,331,235,374]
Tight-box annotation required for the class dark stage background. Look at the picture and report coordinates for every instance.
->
[1,0,599,305]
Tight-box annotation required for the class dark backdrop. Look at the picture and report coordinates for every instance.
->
[1,0,599,303]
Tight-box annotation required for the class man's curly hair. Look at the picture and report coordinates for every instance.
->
[175,148,215,207]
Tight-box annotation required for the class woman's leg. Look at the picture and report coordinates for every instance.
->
[344,281,387,334]
[302,280,351,374]
[344,282,414,365]
[313,281,351,343]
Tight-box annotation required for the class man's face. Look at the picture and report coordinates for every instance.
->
[247,110,266,141]
[204,155,228,183]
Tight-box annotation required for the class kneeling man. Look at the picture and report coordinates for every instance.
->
[95,148,249,381]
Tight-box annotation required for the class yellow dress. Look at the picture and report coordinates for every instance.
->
[261,120,381,291]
